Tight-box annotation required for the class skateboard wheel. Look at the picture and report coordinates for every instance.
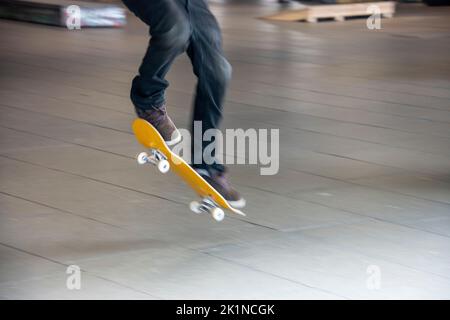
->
[189,201,202,214]
[211,207,225,222]
[158,159,170,173]
[137,152,148,165]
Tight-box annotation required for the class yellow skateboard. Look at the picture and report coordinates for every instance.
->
[132,118,246,222]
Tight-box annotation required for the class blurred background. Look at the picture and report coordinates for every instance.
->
[0,0,449,299]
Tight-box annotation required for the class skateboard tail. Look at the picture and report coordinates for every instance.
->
[232,208,246,216]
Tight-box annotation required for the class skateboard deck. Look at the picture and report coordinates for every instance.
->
[132,118,245,221]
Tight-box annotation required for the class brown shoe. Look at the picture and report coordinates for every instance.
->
[196,167,246,209]
[135,105,181,146]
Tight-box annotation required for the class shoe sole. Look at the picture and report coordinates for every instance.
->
[165,129,182,146]
[227,197,246,209]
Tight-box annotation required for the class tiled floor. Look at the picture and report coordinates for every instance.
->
[1,1,449,299]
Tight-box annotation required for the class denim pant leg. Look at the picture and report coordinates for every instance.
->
[187,0,232,171]
[122,0,191,110]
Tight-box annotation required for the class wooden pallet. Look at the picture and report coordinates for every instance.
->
[261,1,396,23]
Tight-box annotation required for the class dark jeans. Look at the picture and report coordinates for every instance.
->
[122,0,230,171]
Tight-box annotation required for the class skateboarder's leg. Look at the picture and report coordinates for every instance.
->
[186,0,245,208]
[123,0,191,109]
[186,0,231,170]
[122,0,190,144]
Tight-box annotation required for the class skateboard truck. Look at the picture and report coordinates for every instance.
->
[136,151,225,222]
[137,150,170,173]
[190,197,225,222]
